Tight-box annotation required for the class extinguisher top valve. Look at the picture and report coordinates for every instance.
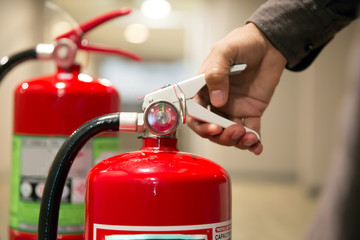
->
[117,64,261,140]
[52,39,78,69]
[36,9,141,69]
[140,64,262,141]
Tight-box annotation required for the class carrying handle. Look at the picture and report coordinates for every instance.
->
[56,9,141,61]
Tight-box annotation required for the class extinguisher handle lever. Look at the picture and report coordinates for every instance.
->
[79,44,141,61]
[142,64,261,141]
[55,9,141,61]
[56,9,130,40]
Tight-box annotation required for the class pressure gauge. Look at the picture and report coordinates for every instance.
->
[144,101,179,136]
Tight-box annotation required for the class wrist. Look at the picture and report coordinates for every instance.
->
[246,22,287,65]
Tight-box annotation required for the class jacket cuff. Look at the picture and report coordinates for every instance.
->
[247,0,357,71]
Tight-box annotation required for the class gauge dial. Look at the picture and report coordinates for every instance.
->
[144,101,179,136]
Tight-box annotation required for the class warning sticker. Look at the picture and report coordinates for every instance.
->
[94,221,231,240]
[106,234,207,239]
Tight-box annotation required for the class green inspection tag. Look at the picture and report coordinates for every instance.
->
[9,135,119,234]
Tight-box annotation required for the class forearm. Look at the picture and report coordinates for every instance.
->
[248,0,359,71]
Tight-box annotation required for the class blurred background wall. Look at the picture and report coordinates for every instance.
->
[0,0,359,239]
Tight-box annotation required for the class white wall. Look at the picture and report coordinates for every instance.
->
[0,0,45,238]
[296,21,360,192]
[0,0,45,183]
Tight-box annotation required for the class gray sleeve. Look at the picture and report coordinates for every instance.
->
[247,0,359,71]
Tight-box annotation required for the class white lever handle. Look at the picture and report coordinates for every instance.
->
[186,100,261,141]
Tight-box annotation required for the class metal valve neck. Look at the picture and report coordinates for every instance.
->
[57,64,81,74]
[140,134,178,152]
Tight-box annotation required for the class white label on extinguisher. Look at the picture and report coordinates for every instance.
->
[93,220,231,240]
[19,136,92,204]
[21,136,92,177]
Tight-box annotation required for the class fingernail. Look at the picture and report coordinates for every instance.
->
[243,139,253,147]
[211,90,224,106]
[250,144,262,155]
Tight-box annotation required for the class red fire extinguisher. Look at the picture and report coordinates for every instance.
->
[37,65,260,240]
[0,9,141,240]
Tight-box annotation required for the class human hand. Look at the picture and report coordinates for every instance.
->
[187,23,287,155]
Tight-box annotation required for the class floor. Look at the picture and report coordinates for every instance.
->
[0,178,10,240]
[231,180,317,240]
[0,177,317,240]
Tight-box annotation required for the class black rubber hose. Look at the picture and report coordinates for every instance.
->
[0,48,37,83]
[38,112,120,240]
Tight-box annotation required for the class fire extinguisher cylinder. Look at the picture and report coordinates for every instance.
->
[38,108,232,240]
[2,9,142,240]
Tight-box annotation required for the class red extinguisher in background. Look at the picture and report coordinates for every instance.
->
[37,65,261,240]
[0,9,141,240]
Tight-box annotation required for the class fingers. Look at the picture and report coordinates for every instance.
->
[187,116,223,138]
[249,143,263,155]
[209,124,263,155]
[208,124,246,146]
[239,117,261,147]
[237,117,263,155]
[187,116,263,155]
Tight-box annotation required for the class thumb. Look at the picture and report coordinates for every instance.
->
[204,67,230,107]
